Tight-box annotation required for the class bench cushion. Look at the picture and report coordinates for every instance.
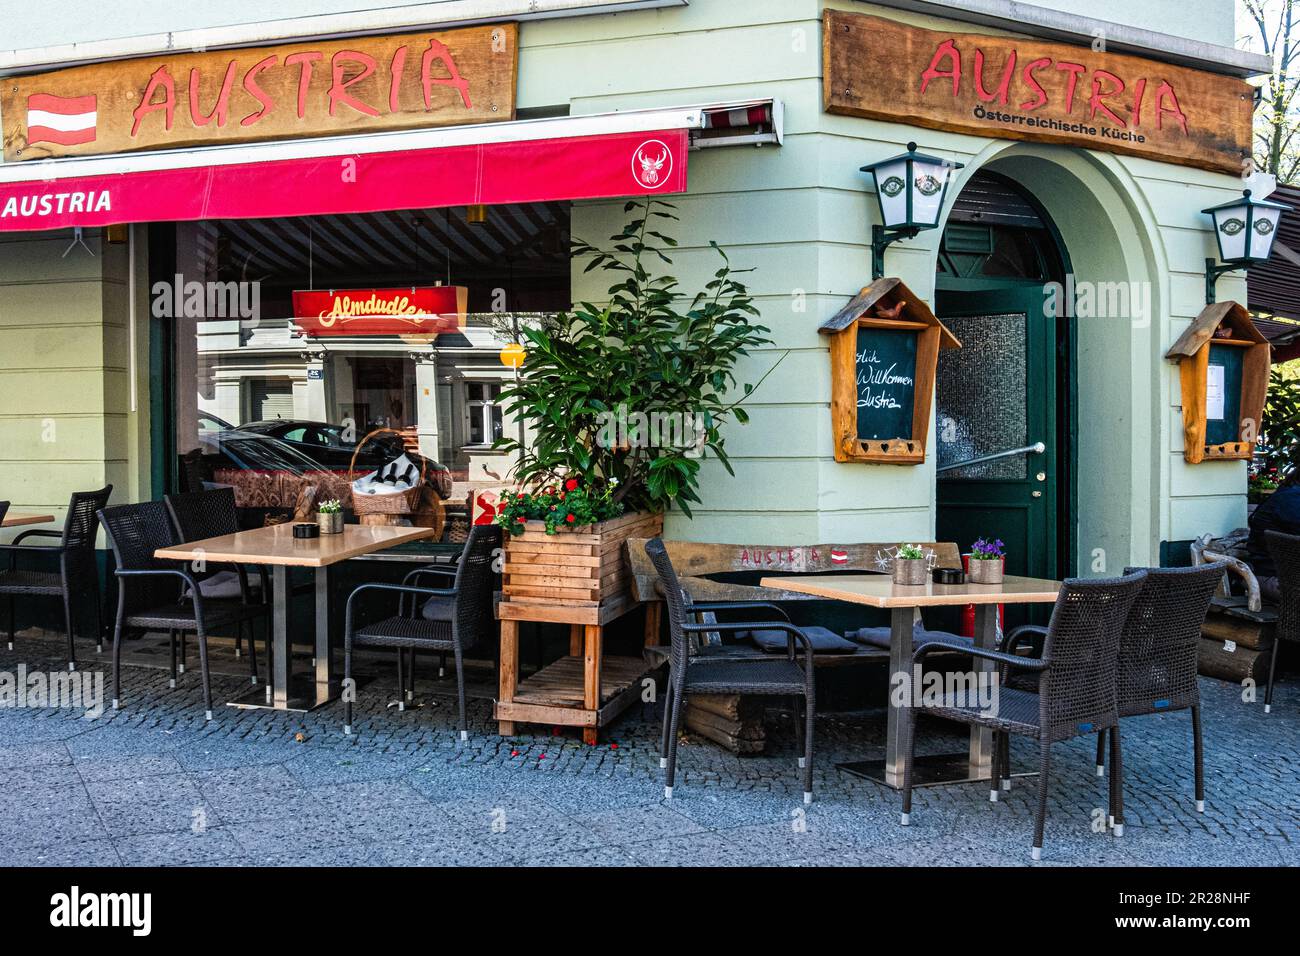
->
[747,625,860,654]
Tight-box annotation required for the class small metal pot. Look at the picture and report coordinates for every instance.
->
[318,511,344,535]
[892,557,928,586]
[967,556,1004,585]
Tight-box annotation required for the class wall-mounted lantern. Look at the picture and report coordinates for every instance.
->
[1202,188,1291,304]
[861,142,963,279]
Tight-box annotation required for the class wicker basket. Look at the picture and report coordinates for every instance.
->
[348,427,427,516]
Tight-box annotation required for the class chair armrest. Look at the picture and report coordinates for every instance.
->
[688,600,791,622]
[1002,624,1048,657]
[12,529,64,546]
[683,619,815,666]
[403,566,458,583]
[115,567,204,615]
[345,581,457,634]
[913,640,1050,671]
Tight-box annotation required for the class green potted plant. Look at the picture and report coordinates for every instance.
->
[317,498,344,535]
[892,543,928,586]
[492,200,776,609]
[967,537,1005,585]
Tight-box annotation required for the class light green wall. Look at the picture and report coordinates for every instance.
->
[0,228,149,540]
[539,0,1251,565]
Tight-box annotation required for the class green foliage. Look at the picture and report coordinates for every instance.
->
[897,543,925,560]
[317,499,342,515]
[1256,366,1300,478]
[494,199,777,518]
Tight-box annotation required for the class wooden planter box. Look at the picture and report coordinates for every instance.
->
[496,510,664,745]
[502,510,663,611]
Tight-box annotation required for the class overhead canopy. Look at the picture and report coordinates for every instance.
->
[0,105,702,231]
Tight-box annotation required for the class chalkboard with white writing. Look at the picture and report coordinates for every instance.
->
[855,325,917,441]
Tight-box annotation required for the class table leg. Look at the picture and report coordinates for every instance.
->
[883,606,915,788]
[583,623,602,745]
[497,618,518,736]
[313,566,334,707]
[568,623,583,657]
[271,564,291,708]
[969,603,997,778]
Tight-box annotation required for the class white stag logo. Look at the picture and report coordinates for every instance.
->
[632,140,672,189]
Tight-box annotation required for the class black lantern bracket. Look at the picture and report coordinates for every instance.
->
[1204,258,1242,306]
[871,225,920,280]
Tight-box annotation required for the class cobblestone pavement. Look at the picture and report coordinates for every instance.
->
[0,633,1296,867]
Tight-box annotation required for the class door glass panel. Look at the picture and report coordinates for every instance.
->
[936,313,1028,480]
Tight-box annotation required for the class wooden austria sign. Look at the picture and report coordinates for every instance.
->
[2,24,518,162]
[1166,301,1270,463]
[823,10,1253,175]
[819,277,960,465]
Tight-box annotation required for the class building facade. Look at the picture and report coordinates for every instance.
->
[0,0,1269,578]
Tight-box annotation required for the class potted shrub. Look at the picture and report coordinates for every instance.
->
[967,537,1005,585]
[317,498,344,535]
[892,543,928,586]
[493,199,775,608]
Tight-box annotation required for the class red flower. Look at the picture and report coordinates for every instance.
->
[558,492,566,501]
[566,514,576,523]
[516,493,525,501]
[565,478,579,491]
[516,516,525,523]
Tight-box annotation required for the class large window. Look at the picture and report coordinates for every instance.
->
[157,203,569,507]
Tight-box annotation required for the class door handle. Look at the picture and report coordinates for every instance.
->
[937,441,1046,474]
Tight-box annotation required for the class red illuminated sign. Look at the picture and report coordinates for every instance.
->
[292,285,467,336]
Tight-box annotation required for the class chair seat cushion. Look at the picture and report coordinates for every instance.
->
[685,657,808,694]
[421,597,454,622]
[0,568,62,594]
[849,622,972,650]
[355,615,453,647]
[746,624,859,654]
[186,570,261,601]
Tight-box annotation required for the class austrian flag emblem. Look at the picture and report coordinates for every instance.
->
[26,93,97,147]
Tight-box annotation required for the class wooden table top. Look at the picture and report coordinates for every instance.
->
[155,522,437,568]
[759,573,1063,608]
[1,512,56,528]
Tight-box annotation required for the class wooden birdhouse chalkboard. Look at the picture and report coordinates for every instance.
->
[819,277,960,464]
[1166,300,1270,464]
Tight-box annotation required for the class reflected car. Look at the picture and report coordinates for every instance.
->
[198,412,235,433]
[228,421,452,497]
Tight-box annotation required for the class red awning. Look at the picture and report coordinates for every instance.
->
[0,107,697,230]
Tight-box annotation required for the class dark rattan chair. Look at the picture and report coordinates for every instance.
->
[0,486,112,669]
[1265,530,1300,714]
[645,537,818,804]
[99,500,265,720]
[165,488,269,684]
[1081,563,1226,817]
[901,572,1147,860]
[343,524,501,741]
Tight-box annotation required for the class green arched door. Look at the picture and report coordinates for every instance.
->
[934,171,1074,587]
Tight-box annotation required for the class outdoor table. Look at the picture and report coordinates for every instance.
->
[759,572,1061,789]
[155,522,436,712]
[1,512,56,528]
